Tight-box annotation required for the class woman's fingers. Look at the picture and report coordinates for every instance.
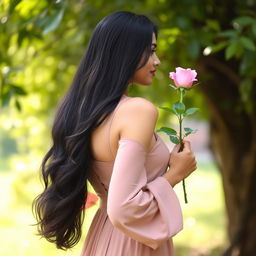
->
[172,144,181,153]
[183,140,191,152]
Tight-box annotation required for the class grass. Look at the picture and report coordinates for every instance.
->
[173,162,227,255]
[0,161,227,256]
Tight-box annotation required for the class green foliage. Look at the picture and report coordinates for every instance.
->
[158,106,173,114]
[210,14,256,113]
[156,126,177,135]
[157,126,181,145]
[173,101,186,115]
[169,84,178,90]
[156,126,180,144]
[0,0,254,171]
[184,127,198,137]
[169,135,180,144]
[0,0,255,113]
[185,107,199,116]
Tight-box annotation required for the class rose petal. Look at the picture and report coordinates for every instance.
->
[169,72,175,79]
[169,72,179,86]
[177,69,192,87]
[169,67,198,88]
[191,70,197,81]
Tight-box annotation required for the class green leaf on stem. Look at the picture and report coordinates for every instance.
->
[171,106,178,115]
[156,127,177,136]
[172,102,186,114]
[171,109,178,115]
[184,127,198,136]
[169,84,177,90]
[169,135,180,144]
[158,106,172,113]
[185,107,199,115]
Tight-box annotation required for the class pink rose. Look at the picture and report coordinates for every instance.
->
[169,67,197,88]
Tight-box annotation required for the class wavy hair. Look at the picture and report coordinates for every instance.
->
[32,11,158,250]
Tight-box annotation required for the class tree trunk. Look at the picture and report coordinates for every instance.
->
[198,55,256,255]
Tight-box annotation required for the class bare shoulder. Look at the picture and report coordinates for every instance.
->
[121,96,158,117]
[117,97,158,151]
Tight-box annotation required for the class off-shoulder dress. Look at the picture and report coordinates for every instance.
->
[80,94,183,256]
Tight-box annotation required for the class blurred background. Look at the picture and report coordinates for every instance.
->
[0,0,256,255]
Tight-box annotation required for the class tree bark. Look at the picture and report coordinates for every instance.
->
[198,55,256,255]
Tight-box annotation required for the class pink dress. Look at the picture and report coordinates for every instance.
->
[80,95,183,256]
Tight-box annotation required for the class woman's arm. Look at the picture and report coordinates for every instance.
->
[107,97,183,249]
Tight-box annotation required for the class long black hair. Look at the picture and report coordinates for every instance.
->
[32,11,158,250]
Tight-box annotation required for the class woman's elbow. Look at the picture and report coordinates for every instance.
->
[107,202,126,228]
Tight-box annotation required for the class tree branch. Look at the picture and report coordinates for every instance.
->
[202,56,241,87]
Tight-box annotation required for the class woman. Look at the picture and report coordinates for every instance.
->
[33,11,197,255]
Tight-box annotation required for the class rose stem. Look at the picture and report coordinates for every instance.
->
[179,88,188,204]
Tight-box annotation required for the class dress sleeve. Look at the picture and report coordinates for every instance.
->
[107,138,183,250]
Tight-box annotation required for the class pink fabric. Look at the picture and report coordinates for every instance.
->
[80,134,183,255]
[108,139,183,249]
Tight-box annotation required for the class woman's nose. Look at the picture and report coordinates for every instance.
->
[154,55,161,66]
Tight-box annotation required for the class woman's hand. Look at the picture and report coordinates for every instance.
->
[163,140,197,187]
